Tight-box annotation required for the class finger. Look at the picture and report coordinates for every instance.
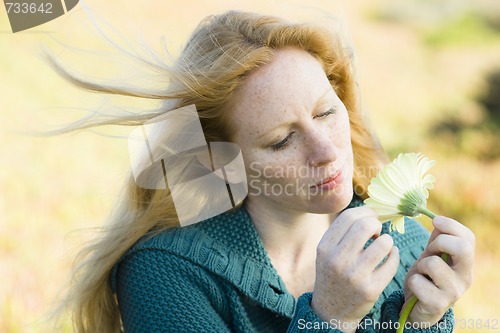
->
[360,234,394,270]
[418,256,465,304]
[426,234,461,258]
[417,255,455,289]
[427,234,475,265]
[407,274,450,315]
[337,216,383,255]
[418,227,441,260]
[433,216,475,243]
[372,246,399,287]
[425,227,441,248]
[322,206,379,247]
[426,235,474,286]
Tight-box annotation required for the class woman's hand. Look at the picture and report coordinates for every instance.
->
[311,206,400,332]
[403,216,475,328]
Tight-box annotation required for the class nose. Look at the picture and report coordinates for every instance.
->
[305,127,339,167]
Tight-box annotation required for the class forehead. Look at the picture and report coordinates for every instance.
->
[230,48,332,137]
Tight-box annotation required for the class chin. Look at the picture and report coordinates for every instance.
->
[307,189,353,214]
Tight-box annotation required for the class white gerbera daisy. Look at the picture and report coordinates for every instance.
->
[364,153,436,233]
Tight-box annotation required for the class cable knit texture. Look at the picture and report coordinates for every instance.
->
[110,196,454,332]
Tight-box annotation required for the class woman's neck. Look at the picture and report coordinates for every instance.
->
[244,197,334,297]
[246,197,332,251]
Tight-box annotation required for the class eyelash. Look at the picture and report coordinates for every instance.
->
[314,107,336,119]
[270,107,336,151]
[271,132,295,151]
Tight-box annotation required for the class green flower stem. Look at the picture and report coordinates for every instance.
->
[397,297,417,333]
[417,206,436,219]
[396,207,449,333]
[418,205,450,263]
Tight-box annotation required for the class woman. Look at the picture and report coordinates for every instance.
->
[54,11,474,332]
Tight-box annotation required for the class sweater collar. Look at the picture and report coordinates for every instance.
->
[184,203,297,316]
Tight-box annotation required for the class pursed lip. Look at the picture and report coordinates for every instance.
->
[311,170,343,188]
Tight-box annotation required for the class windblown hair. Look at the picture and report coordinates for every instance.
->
[52,10,387,332]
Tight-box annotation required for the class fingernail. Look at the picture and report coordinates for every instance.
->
[433,217,442,226]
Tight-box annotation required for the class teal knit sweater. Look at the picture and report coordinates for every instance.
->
[110,197,454,332]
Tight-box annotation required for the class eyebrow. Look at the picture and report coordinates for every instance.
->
[257,87,334,139]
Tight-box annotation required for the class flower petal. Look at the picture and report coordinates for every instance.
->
[367,184,401,205]
[392,216,406,234]
[422,174,436,190]
[379,214,404,223]
[364,152,436,234]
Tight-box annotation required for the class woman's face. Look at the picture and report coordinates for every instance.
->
[230,48,354,214]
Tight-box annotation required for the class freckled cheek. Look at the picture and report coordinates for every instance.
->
[327,124,354,176]
[328,131,350,153]
[245,152,300,185]
[331,120,352,150]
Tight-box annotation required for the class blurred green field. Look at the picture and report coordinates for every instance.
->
[1,1,500,332]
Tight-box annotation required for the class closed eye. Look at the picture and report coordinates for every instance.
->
[271,132,295,151]
[314,107,336,119]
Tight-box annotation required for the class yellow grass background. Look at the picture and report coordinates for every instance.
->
[1,0,500,332]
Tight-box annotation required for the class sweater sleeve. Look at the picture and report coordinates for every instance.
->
[378,290,454,333]
[285,291,453,333]
[286,292,344,333]
[115,249,232,333]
